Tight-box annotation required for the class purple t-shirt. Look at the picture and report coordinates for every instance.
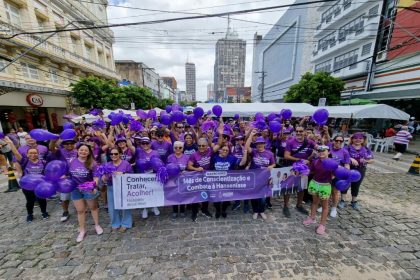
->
[212,154,239,171]
[167,153,190,171]
[310,159,333,183]
[283,126,294,134]
[22,159,46,175]
[135,148,159,173]
[151,140,172,162]
[105,160,132,186]
[346,145,374,168]
[55,148,77,164]
[17,145,49,161]
[69,158,98,186]
[121,148,134,163]
[285,138,316,160]
[189,148,213,170]
[250,149,275,169]
[329,145,351,166]
[232,144,244,160]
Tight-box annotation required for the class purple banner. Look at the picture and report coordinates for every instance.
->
[164,169,272,205]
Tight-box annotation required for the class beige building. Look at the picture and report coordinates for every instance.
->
[0,0,117,132]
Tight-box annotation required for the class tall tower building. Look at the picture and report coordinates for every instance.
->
[214,20,246,102]
[185,62,196,101]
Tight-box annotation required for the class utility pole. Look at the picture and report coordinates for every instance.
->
[255,71,266,102]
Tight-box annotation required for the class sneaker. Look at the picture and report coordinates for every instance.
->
[296,206,309,215]
[231,201,241,211]
[201,210,212,218]
[243,203,250,214]
[215,212,221,219]
[221,212,227,218]
[283,207,291,218]
[26,214,34,223]
[317,207,322,213]
[95,225,104,235]
[191,213,198,222]
[153,207,160,216]
[42,212,50,220]
[60,211,69,222]
[142,209,148,219]
[338,200,346,209]
[330,207,337,218]
[266,202,273,210]
[252,213,258,220]
[171,213,177,220]
[76,231,87,243]
[303,217,316,226]
[260,213,267,220]
[351,201,361,210]
[316,224,326,235]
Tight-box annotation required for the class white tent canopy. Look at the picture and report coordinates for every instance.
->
[320,104,410,120]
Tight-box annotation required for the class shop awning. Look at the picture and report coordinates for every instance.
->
[319,104,410,120]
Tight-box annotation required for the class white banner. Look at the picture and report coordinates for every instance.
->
[112,173,164,209]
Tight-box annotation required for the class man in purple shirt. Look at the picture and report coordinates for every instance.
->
[151,130,172,163]
[283,126,317,218]
[17,134,49,161]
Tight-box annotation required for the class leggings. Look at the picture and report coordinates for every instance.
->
[172,205,185,213]
[251,198,265,214]
[22,189,47,215]
[191,202,209,215]
[214,201,229,213]
[341,166,366,198]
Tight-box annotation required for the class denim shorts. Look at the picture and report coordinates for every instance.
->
[71,188,100,201]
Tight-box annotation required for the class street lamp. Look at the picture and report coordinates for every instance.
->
[0,20,95,73]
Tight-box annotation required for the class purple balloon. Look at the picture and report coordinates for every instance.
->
[171,111,184,123]
[255,112,264,121]
[212,105,223,117]
[57,178,76,193]
[136,109,148,119]
[0,132,4,139]
[186,115,198,125]
[334,166,350,180]
[269,121,282,133]
[207,110,212,115]
[321,158,339,171]
[160,114,172,125]
[29,129,59,141]
[193,107,204,118]
[34,181,58,199]
[60,129,77,140]
[150,156,164,172]
[148,109,157,119]
[165,105,172,113]
[160,110,167,117]
[312,109,329,125]
[19,174,46,191]
[44,160,68,181]
[136,159,151,173]
[234,114,240,120]
[267,113,277,122]
[63,123,74,130]
[172,104,181,112]
[349,169,362,182]
[166,163,181,178]
[282,109,293,120]
[335,180,351,191]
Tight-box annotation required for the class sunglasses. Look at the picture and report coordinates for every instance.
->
[198,145,207,147]
[141,142,150,145]
[223,135,230,140]
[177,126,183,129]
[110,153,119,156]
[353,137,364,140]
[174,146,183,149]
[296,131,304,133]
[334,139,344,143]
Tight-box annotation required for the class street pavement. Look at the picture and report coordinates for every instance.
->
[0,155,419,279]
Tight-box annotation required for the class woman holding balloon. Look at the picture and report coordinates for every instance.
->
[69,143,103,242]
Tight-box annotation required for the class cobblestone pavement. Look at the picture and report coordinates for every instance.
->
[0,171,419,280]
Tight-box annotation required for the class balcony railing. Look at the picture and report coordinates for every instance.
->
[0,20,117,78]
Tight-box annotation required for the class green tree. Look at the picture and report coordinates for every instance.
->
[119,85,157,109]
[284,72,345,105]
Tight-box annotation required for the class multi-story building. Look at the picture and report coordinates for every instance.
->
[251,0,320,102]
[214,28,246,102]
[178,90,187,103]
[225,86,251,103]
[207,83,214,102]
[311,0,384,99]
[185,62,196,101]
[161,76,177,91]
[0,0,117,132]
[160,82,175,100]
[115,60,160,97]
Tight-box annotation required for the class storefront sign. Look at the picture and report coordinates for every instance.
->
[26,94,44,107]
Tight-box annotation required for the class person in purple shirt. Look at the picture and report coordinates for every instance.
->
[151,129,172,163]
[17,134,49,161]
[69,143,103,243]
[49,137,77,222]
[246,130,276,220]
[103,147,133,232]
[135,137,161,219]
[114,136,135,164]
[341,133,374,210]
[188,135,222,222]
[283,120,294,134]
[167,141,190,219]
[303,145,334,235]
[183,133,198,156]
[14,148,49,222]
[283,126,317,218]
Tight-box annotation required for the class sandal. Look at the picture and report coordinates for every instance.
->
[76,231,87,243]
[95,225,104,235]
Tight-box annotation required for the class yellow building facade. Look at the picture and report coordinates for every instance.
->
[0,0,118,132]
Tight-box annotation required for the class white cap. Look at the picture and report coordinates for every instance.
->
[410,117,415,120]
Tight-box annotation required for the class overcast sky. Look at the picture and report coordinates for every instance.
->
[108,0,293,101]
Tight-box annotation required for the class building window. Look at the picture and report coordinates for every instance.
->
[343,0,352,10]
[361,43,372,56]
[5,1,21,26]
[318,32,336,52]
[85,44,94,61]
[315,60,332,73]
[50,69,59,83]
[368,5,379,17]
[21,62,40,79]
[338,15,365,42]
[333,49,359,71]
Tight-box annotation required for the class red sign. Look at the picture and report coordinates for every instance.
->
[26,94,44,107]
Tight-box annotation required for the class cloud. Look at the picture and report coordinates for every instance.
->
[108,0,291,101]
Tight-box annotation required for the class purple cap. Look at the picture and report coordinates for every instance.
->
[115,136,127,143]
[255,136,266,144]
[235,134,245,140]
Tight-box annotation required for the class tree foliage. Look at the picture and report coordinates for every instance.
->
[284,72,345,105]
[70,77,175,110]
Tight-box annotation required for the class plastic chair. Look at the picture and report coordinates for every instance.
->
[366,134,376,150]
[375,137,393,153]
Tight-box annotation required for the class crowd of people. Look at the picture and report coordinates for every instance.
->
[0,111,375,241]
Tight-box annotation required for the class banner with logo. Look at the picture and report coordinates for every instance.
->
[112,169,272,209]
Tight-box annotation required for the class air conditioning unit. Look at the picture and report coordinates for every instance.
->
[376,51,387,62]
